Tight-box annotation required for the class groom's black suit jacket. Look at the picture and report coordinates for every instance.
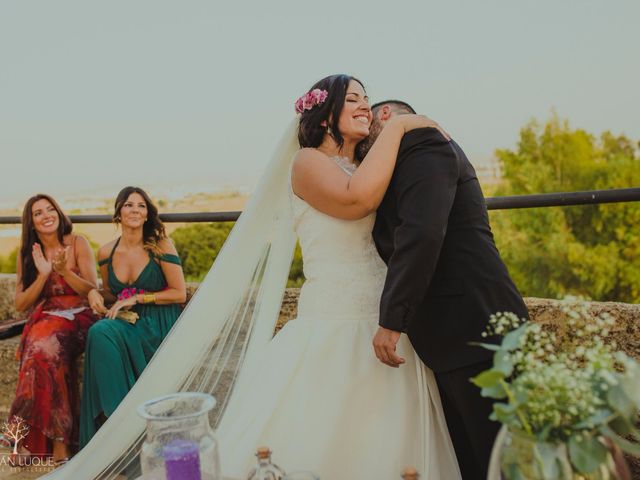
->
[373,127,528,373]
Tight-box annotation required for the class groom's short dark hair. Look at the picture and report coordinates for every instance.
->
[371,100,416,115]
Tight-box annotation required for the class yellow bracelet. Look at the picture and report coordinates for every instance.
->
[142,293,157,304]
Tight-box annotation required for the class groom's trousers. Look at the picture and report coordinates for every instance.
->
[434,359,498,480]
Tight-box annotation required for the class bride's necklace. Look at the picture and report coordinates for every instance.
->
[331,155,357,174]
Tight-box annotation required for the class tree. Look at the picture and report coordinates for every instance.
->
[288,243,305,287]
[170,223,305,286]
[170,223,235,282]
[491,114,640,302]
[0,248,18,274]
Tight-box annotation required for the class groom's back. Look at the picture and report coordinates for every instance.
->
[373,129,528,373]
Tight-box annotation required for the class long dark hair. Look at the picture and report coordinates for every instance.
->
[20,194,73,289]
[297,74,366,149]
[113,186,166,254]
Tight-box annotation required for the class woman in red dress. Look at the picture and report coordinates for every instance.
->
[8,194,98,466]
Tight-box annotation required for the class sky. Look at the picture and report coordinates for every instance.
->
[1,0,638,206]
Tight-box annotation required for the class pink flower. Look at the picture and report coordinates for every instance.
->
[311,89,327,103]
[294,88,329,114]
[302,94,315,111]
[118,287,144,301]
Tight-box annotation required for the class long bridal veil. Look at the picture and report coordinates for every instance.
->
[43,120,300,479]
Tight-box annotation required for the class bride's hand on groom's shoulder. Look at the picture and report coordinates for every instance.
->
[391,114,431,133]
[392,114,451,140]
[373,326,406,368]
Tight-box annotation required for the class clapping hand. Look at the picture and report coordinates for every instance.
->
[52,247,71,276]
[32,243,52,277]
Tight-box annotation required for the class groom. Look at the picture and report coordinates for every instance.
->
[362,100,529,479]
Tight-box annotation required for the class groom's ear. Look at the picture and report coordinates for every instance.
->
[379,105,393,121]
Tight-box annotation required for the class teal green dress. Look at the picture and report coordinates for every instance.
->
[79,238,183,447]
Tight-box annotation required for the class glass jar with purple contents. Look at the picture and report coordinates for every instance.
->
[138,392,221,480]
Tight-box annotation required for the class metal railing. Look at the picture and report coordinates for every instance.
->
[0,187,639,225]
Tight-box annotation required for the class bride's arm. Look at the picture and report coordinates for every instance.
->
[291,115,434,220]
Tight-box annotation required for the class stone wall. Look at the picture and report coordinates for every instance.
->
[0,276,639,405]
[1,278,638,409]
[0,336,19,414]
[0,275,21,328]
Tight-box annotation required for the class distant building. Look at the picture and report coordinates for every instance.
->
[475,156,502,186]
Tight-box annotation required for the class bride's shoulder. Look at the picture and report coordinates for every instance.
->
[292,148,333,174]
[292,149,333,192]
[293,148,327,164]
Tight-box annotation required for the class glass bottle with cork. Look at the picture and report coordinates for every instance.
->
[246,446,286,480]
[401,466,420,480]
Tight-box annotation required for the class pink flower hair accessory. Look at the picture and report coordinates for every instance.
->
[294,88,329,114]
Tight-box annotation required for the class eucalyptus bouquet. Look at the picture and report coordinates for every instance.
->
[472,297,639,478]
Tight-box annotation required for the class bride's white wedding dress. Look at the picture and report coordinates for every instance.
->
[217,157,461,479]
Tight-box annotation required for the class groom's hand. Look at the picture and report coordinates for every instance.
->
[373,327,405,368]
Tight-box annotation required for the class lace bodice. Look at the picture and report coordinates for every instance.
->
[290,156,387,321]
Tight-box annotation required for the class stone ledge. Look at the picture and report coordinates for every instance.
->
[1,287,638,413]
[0,275,22,328]
[524,297,640,359]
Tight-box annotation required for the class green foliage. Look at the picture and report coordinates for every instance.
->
[170,223,305,286]
[0,248,18,274]
[85,235,100,255]
[491,113,640,302]
[473,299,640,477]
[288,243,305,287]
[170,223,235,282]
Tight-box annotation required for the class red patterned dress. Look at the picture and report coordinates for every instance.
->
[8,270,97,455]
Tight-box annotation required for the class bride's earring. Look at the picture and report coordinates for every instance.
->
[326,126,332,135]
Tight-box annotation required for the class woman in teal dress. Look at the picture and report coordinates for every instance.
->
[81,186,186,447]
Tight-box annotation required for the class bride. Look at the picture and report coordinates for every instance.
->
[216,74,461,479]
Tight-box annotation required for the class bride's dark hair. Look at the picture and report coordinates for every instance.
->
[297,74,366,149]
